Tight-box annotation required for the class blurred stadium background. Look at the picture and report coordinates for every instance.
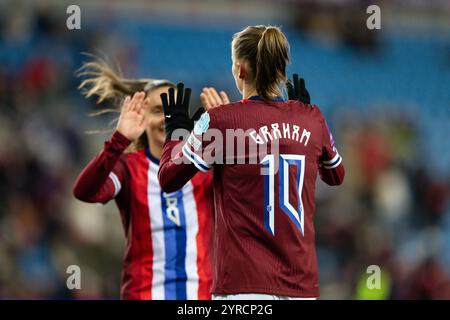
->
[0,0,449,299]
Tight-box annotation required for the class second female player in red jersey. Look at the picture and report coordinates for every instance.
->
[72,59,216,300]
[158,25,345,299]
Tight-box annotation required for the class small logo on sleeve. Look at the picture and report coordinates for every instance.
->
[193,112,210,135]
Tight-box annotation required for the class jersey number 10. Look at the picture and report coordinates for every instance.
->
[260,154,305,236]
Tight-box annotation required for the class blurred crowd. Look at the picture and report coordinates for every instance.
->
[0,2,449,299]
[316,108,450,299]
[0,4,127,298]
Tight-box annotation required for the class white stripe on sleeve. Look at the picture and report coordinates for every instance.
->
[108,172,122,197]
[322,152,340,165]
[182,144,212,172]
[323,155,342,169]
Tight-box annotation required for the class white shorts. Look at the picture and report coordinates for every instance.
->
[212,293,317,300]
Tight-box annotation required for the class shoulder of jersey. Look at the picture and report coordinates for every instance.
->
[209,101,243,113]
[286,100,321,114]
[287,100,317,109]
[205,101,243,123]
[208,100,322,118]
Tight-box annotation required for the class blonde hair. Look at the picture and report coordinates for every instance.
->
[232,25,290,101]
[77,56,174,150]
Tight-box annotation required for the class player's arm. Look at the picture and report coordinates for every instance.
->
[73,92,148,203]
[158,83,216,193]
[159,139,201,193]
[318,114,345,186]
[286,77,343,185]
[73,131,130,203]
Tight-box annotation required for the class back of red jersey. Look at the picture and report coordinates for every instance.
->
[173,98,344,297]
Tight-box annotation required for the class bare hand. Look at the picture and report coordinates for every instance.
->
[116,92,148,141]
[200,87,230,111]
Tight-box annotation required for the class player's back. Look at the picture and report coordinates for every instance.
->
[203,97,343,297]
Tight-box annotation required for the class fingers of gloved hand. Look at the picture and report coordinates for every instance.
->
[160,93,169,113]
[183,87,192,108]
[191,106,206,121]
[304,89,311,104]
[176,83,184,106]
[286,80,295,99]
[299,78,311,104]
[168,87,175,107]
[293,74,299,96]
[300,78,306,92]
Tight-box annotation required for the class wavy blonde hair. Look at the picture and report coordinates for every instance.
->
[77,55,174,151]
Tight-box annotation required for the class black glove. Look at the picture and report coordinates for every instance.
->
[286,73,311,104]
[161,83,192,140]
[190,105,206,122]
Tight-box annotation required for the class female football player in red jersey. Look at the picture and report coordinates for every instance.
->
[72,58,217,300]
[158,25,345,300]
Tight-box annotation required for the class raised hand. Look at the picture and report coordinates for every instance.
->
[160,83,192,140]
[200,87,230,111]
[116,92,149,141]
[286,74,311,104]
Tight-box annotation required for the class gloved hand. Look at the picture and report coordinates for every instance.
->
[160,83,192,140]
[286,73,311,104]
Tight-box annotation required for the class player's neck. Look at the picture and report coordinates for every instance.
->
[242,85,258,100]
[148,139,162,160]
[242,89,282,100]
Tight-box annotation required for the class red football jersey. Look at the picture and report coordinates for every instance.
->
[73,131,214,300]
[159,97,344,297]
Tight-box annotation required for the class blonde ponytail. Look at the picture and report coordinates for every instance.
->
[232,25,290,101]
